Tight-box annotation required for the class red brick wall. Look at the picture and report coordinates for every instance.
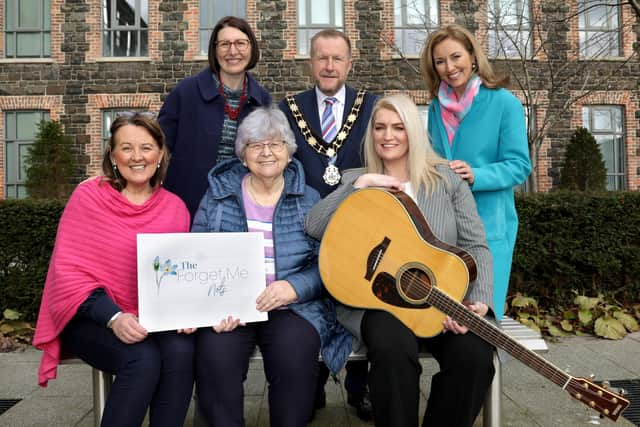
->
[0,0,637,198]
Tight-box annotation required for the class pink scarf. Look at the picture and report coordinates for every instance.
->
[438,75,481,146]
[33,177,190,386]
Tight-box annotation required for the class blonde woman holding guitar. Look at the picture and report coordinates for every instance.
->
[305,94,495,427]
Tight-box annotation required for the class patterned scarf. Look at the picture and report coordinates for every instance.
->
[438,75,481,146]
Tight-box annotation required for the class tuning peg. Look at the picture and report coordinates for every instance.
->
[618,388,627,397]
[601,380,610,389]
[589,373,596,380]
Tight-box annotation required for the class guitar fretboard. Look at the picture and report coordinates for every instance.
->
[428,287,572,388]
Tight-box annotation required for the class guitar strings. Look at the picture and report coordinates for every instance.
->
[402,270,577,389]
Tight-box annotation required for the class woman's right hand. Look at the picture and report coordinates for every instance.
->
[111,313,148,344]
[448,160,474,184]
[213,315,244,333]
[353,173,405,190]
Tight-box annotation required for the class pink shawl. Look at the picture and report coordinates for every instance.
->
[33,177,190,386]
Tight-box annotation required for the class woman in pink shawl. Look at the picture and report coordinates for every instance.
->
[33,113,194,427]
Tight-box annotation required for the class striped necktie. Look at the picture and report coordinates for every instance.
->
[321,97,338,142]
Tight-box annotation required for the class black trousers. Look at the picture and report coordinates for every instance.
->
[61,317,195,427]
[362,310,494,427]
[195,310,320,427]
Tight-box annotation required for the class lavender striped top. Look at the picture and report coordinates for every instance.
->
[242,175,276,285]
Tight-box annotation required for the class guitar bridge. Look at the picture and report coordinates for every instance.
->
[365,237,390,281]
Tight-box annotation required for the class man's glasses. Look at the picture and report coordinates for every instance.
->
[246,140,287,153]
[215,39,250,52]
[116,111,156,120]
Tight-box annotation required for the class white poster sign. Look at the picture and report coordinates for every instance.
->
[137,232,268,332]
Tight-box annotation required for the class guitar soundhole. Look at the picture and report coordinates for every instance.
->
[398,266,433,304]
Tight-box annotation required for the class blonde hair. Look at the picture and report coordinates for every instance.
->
[363,94,447,195]
[420,24,508,99]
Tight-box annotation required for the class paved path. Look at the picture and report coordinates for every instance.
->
[1,332,638,426]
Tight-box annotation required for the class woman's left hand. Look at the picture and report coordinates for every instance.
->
[449,160,474,185]
[256,280,298,312]
[442,301,488,335]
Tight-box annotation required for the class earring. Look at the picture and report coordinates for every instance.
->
[111,161,119,178]
[157,162,161,169]
[472,63,477,70]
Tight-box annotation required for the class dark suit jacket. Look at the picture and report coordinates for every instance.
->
[158,68,271,219]
[279,86,377,197]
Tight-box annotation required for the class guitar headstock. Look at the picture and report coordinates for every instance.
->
[567,377,630,422]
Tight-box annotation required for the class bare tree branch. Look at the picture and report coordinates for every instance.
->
[387,0,638,191]
[378,34,422,76]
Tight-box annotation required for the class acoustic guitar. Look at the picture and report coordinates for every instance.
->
[318,188,630,422]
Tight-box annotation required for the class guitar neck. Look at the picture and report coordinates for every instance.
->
[429,288,571,388]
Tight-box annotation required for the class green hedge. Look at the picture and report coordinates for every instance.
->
[1,192,639,321]
[511,191,640,305]
[0,199,64,320]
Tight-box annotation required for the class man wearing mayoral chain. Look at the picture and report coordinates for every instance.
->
[279,28,378,420]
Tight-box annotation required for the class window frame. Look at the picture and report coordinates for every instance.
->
[102,108,151,152]
[393,0,439,57]
[4,110,50,199]
[296,0,344,56]
[102,0,149,57]
[102,109,121,153]
[487,0,532,59]
[4,0,51,58]
[198,0,246,57]
[515,104,534,192]
[582,105,626,190]
[578,0,621,59]
[417,104,429,130]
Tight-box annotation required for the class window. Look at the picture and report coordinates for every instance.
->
[102,110,121,152]
[417,104,429,130]
[488,0,531,58]
[4,0,51,58]
[578,0,621,58]
[199,0,246,56]
[297,0,343,56]
[582,106,625,190]
[4,111,49,198]
[393,0,438,56]
[515,104,533,192]
[102,0,149,57]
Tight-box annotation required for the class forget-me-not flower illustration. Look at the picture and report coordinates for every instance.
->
[153,256,178,295]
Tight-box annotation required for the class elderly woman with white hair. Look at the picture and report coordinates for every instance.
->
[191,106,352,427]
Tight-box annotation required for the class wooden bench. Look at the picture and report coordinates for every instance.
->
[62,316,547,427]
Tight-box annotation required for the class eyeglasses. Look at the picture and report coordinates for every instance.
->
[246,140,287,153]
[116,111,156,120]
[215,39,250,52]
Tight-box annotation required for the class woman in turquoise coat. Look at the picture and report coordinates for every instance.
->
[421,24,531,320]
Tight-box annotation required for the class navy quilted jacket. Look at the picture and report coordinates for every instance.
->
[191,157,352,373]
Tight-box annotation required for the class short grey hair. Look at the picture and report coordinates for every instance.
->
[235,107,297,160]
